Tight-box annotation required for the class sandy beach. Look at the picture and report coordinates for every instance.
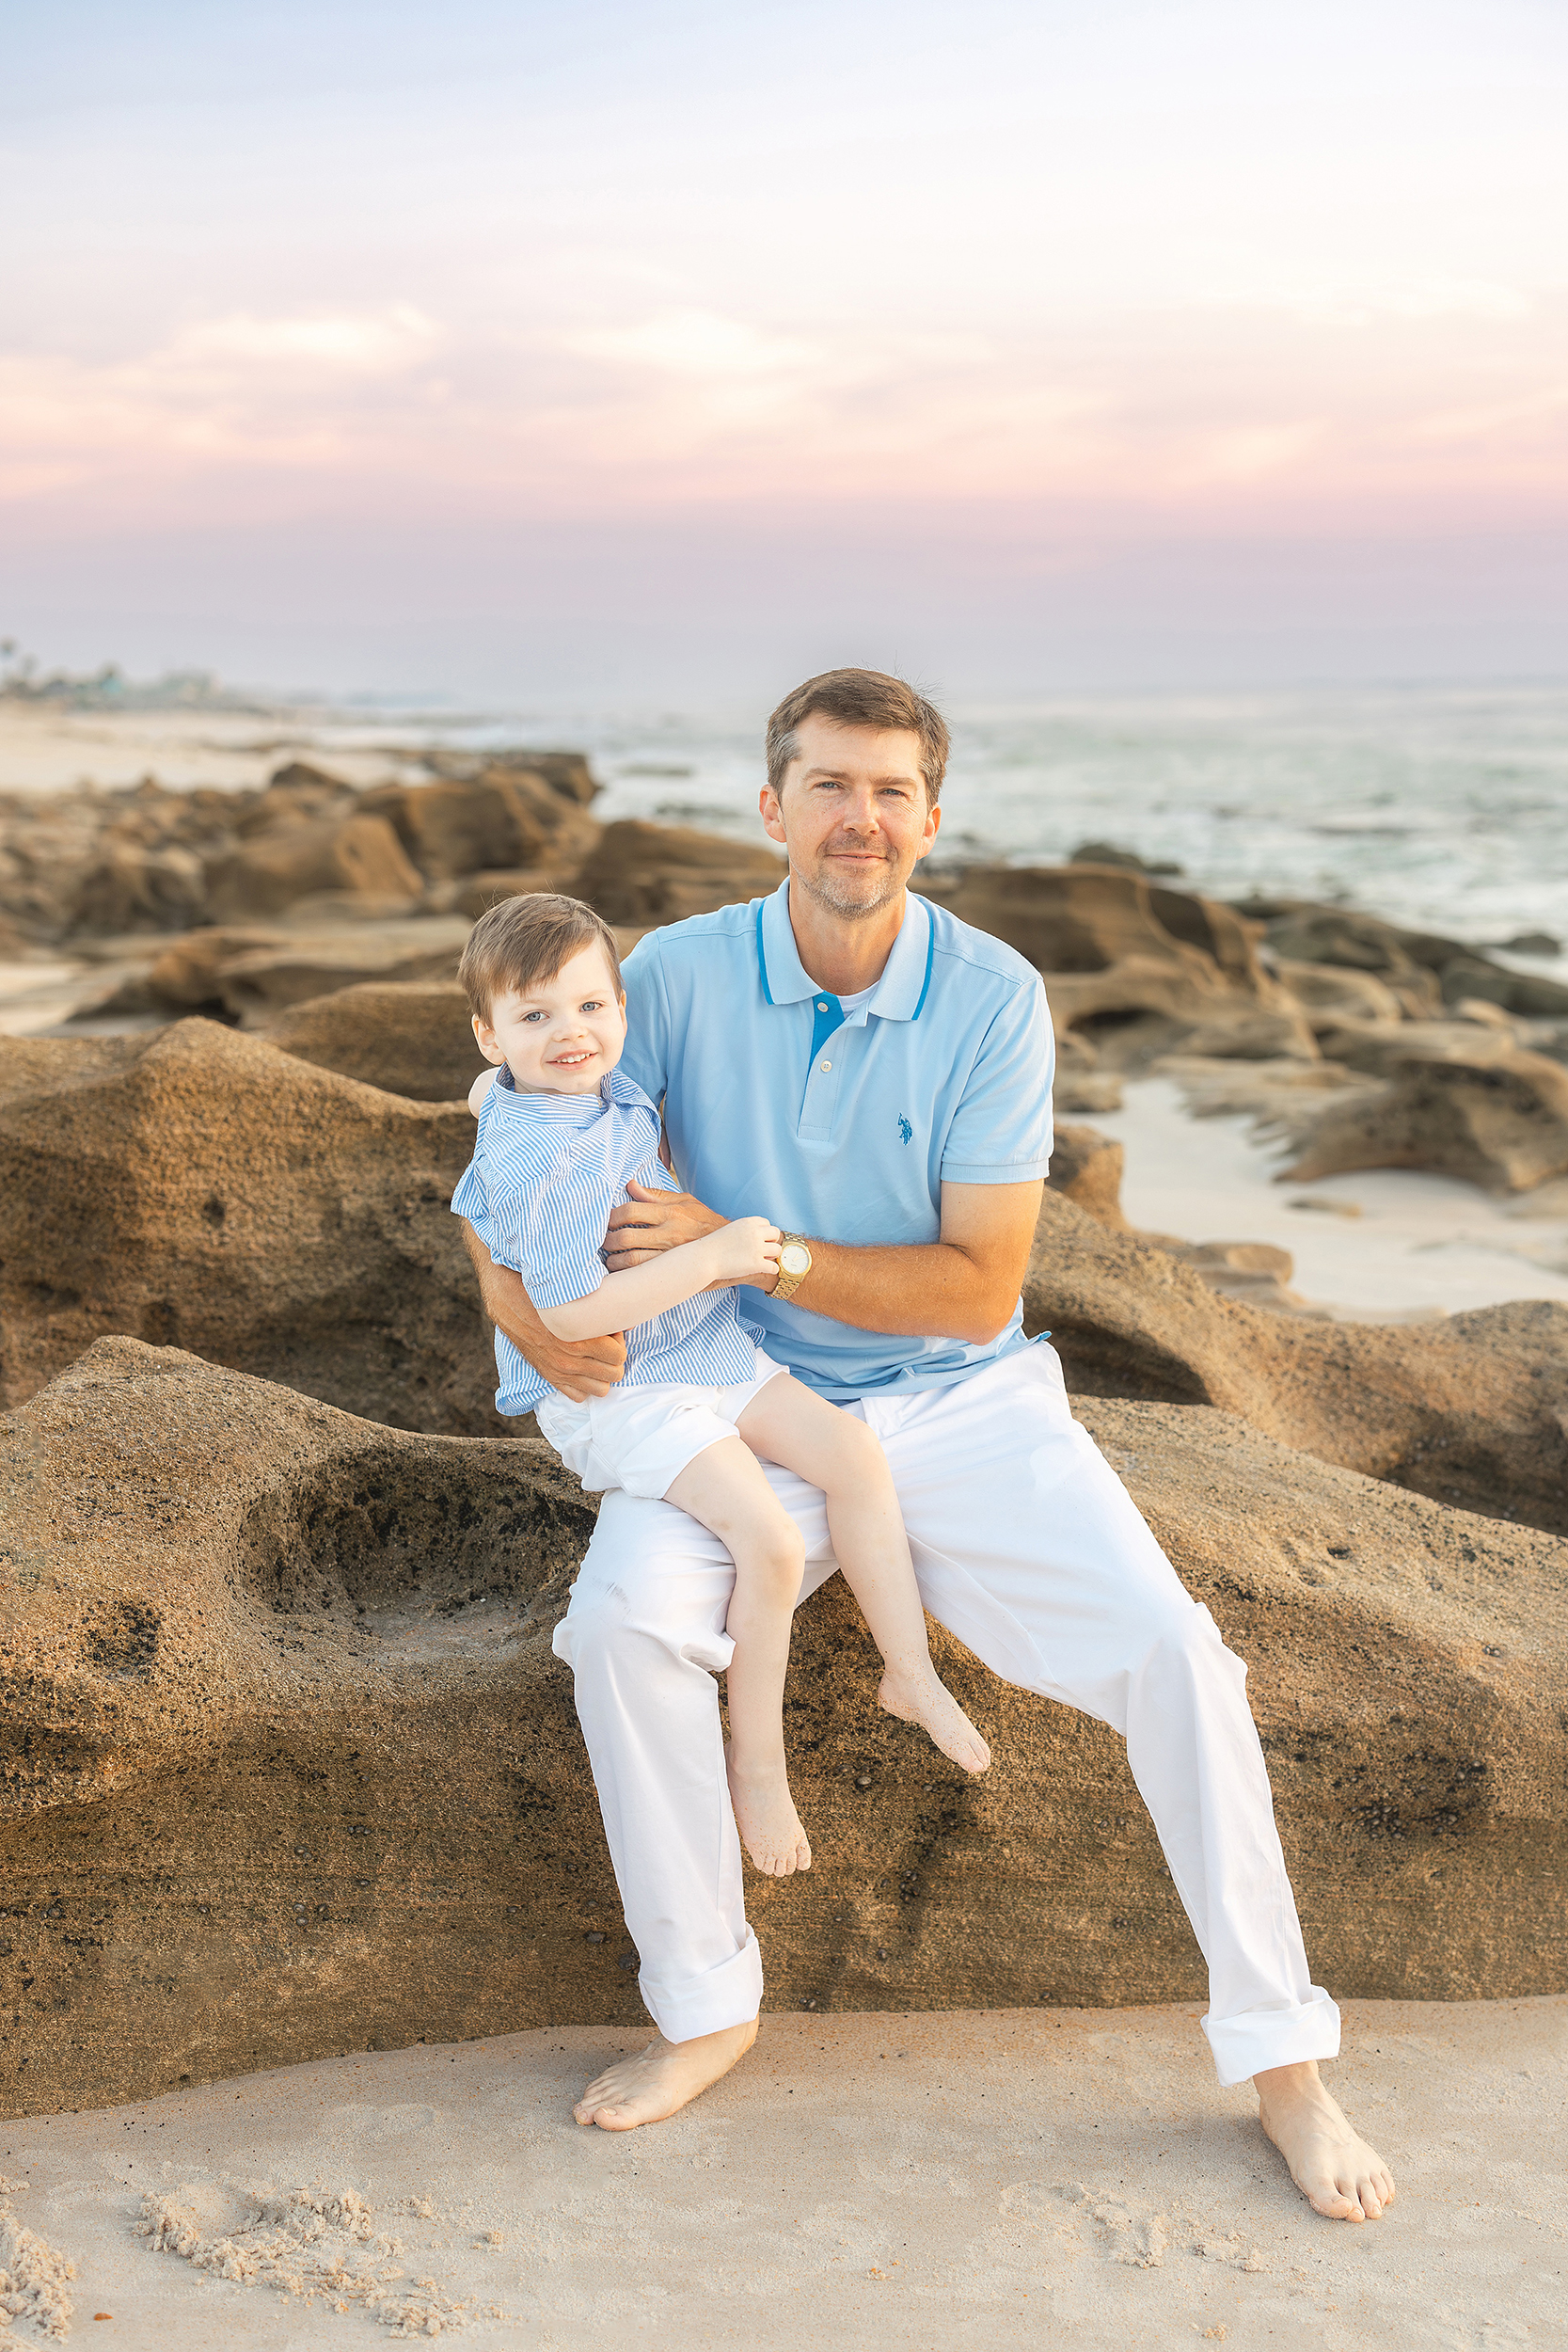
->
[1094,1076,1568,1320]
[5,2000,1563,2349]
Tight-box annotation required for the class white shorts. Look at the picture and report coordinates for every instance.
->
[534,1347,789,1502]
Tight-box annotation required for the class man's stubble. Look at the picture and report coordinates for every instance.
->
[788,850,905,924]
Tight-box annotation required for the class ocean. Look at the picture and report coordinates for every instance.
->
[352,680,1568,958]
[12,679,1568,958]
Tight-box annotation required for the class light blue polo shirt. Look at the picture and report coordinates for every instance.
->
[619,881,1054,1402]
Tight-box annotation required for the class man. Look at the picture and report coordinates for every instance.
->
[461,668,1395,2224]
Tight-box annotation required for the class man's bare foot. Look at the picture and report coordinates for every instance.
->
[574,2016,758,2132]
[879,1663,991,1773]
[1255,2060,1397,2222]
[725,1750,812,1875]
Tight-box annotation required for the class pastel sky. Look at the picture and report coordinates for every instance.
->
[4,0,1567,698]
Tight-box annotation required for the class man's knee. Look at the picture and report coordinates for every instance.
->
[1141,1594,1246,1693]
[555,1554,734,1682]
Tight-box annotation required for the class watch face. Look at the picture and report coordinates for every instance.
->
[780,1244,810,1277]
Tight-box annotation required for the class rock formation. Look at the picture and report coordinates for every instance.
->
[1025,1189,1568,1535]
[1281,1039,1568,1194]
[4,1340,1562,2116]
[1045,1122,1129,1230]
[1242,898,1568,1021]
[0,757,604,946]
[930,864,1315,1065]
[0,1022,501,1434]
[266,982,484,1103]
[571,819,786,926]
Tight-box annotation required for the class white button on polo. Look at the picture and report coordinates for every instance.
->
[817,1001,829,1011]
[819,1059,832,1072]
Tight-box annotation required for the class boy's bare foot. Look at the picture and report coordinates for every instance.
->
[1255,2060,1397,2221]
[574,2017,758,2132]
[878,1664,991,1773]
[725,1751,812,1875]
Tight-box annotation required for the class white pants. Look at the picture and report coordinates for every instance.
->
[551,1342,1339,2087]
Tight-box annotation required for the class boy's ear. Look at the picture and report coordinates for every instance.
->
[471,1009,504,1065]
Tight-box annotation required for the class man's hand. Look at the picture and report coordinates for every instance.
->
[459,1220,626,1402]
[604,1181,734,1276]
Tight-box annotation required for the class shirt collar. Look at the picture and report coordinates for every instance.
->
[755,880,935,1023]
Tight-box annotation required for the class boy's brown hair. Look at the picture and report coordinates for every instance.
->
[458,893,624,1024]
[765,668,950,804]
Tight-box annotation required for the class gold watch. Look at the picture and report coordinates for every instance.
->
[772,1234,814,1302]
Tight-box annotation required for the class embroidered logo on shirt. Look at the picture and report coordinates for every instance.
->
[897,1114,913,1145]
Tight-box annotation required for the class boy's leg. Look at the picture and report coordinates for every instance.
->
[663,1436,812,1878]
[736,1374,990,1773]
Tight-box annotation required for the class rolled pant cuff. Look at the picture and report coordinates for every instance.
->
[637,1927,764,2045]
[1203,1986,1341,2089]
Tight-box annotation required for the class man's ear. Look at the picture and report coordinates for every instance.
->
[915,801,942,860]
[758,784,788,849]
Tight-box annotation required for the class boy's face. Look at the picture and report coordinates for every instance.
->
[473,942,626,1095]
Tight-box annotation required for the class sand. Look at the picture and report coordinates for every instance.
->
[1,2001,1561,2349]
[0,707,429,799]
[1093,1076,1568,1319]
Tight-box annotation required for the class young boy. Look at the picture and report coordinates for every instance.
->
[452,892,990,1878]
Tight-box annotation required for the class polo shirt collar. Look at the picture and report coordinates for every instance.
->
[755,881,935,1022]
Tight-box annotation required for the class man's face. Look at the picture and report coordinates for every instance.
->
[759,715,941,921]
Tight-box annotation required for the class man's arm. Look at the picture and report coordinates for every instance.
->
[603,1178,1043,1346]
[458,1220,626,1402]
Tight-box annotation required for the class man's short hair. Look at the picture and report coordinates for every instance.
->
[458,892,624,1023]
[765,668,951,805]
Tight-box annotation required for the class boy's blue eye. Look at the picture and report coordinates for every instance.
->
[580,999,603,1011]
[521,1009,546,1023]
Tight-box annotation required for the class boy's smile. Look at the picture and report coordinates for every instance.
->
[473,942,627,1095]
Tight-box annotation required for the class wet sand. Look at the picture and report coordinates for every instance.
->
[4,1999,1562,2348]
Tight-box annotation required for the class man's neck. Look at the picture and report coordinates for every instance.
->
[786,877,908,996]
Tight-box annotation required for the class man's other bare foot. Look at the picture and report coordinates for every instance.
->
[574,2017,758,2132]
[879,1663,991,1773]
[1255,2060,1397,2222]
[725,1751,812,1875]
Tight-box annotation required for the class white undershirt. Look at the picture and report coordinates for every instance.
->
[835,982,878,1015]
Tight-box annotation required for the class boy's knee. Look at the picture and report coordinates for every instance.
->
[758,1521,807,1581]
[832,1413,895,1485]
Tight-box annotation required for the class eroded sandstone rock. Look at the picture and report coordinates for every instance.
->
[1246,900,1568,1020]
[930,864,1303,1066]
[572,820,786,926]
[0,1021,500,1433]
[204,810,424,922]
[267,981,483,1103]
[1024,1189,1568,1534]
[360,771,599,884]
[3,1341,1561,2115]
[1047,1123,1129,1230]
[1281,1041,1568,1194]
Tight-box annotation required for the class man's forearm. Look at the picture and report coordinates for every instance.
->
[604,1180,1042,1346]
[782,1238,1009,1345]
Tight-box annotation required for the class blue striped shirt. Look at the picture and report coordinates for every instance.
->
[451,1066,763,1417]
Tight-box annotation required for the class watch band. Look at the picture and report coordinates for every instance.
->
[772,1232,814,1303]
